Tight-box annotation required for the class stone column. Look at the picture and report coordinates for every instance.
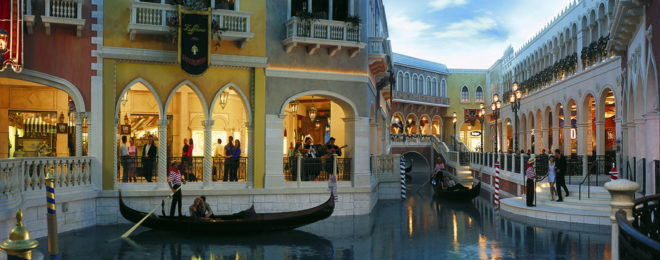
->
[264,114,285,188]
[552,126,560,152]
[576,123,589,155]
[75,112,85,157]
[158,119,169,188]
[202,120,214,188]
[595,120,605,155]
[604,179,640,260]
[246,122,254,188]
[563,122,571,156]
[344,117,370,188]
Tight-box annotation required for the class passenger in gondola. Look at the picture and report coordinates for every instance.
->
[444,176,468,192]
[189,198,212,221]
[200,195,214,218]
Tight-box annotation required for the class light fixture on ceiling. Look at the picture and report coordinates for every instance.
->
[308,96,317,121]
[219,90,229,109]
[289,100,299,114]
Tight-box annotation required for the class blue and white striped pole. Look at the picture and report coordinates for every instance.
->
[45,170,59,260]
[400,157,406,199]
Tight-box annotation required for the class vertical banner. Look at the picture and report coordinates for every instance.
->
[0,0,23,72]
[178,6,211,76]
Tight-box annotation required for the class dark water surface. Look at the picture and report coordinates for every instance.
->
[35,187,611,259]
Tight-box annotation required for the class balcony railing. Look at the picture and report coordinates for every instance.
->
[368,37,385,55]
[392,90,450,106]
[0,157,93,209]
[283,155,351,182]
[128,1,254,47]
[283,16,365,57]
[390,134,436,145]
[42,0,86,37]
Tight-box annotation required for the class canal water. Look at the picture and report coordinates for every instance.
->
[34,187,611,259]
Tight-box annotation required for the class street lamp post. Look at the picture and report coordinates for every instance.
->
[509,81,522,152]
[452,112,457,151]
[491,94,501,153]
[478,104,486,164]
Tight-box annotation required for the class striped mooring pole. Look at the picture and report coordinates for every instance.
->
[494,161,501,207]
[400,157,406,200]
[45,170,59,260]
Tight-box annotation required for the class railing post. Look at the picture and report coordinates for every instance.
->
[604,179,640,260]
[333,154,338,177]
[296,154,302,187]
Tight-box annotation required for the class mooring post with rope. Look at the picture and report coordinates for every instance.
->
[400,157,406,200]
[494,161,501,208]
[45,169,59,260]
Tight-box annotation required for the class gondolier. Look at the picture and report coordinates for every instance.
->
[168,161,186,217]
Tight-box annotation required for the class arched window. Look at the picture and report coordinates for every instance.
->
[461,86,470,103]
[418,76,424,95]
[475,86,484,103]
[442,79,447,97]
[427,76,433,96]
[396,71,403,91]
[412,74,418,93]
[403,73,410,92]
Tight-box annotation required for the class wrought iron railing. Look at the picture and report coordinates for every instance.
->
[617,194,660,259]
[118,156,159,183]
[283,156,352,182]
[212,157,247,182]
[167,156,203,182]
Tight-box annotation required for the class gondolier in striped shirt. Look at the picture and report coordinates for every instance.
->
[168,161,185,217]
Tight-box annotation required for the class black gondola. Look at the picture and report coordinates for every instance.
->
[431,173,481,201]
[119,192,335,233]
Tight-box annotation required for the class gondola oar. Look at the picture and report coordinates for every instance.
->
[120,186,182,238]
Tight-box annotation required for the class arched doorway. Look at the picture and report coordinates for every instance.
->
[282,93,355,182]
[403,151,430,185]
[419,115,431,135]
[3,77,86,158]
[391,113,403,134]
[116,79,163,183]
[598,89,616,156]
[405,114,418,135]
[431,115,442,138]
[209,83,250,182]
[504,118,512,152]
[459,120,482,151]
[582,94,596,155]
[164,82,208,182]
[567,99,578,155]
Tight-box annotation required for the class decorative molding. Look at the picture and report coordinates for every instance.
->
[99,47,267,68]
[265,68,369,83]
[392,99,450,108]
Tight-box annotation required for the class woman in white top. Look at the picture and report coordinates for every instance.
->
[548,155,557,201]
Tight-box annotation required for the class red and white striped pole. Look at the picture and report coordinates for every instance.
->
[494,160,501,207]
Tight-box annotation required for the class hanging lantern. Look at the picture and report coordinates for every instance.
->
[289,100,299,114]
[308,96,317,121]
[219,90,229,109]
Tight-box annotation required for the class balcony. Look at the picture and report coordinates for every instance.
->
[392,90,450,107]
[368,37,388,76]
[127,1,254,48]
[41,0,86,37]
[283,17,366,57]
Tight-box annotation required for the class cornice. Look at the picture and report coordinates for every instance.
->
[99,46,268,69]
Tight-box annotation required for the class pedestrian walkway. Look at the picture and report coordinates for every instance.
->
[500,184,611,227]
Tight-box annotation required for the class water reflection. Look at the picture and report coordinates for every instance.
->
[36,188,610,259]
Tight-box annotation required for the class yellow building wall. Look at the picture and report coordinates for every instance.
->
[104,1,266,57]
[444,72,487,151]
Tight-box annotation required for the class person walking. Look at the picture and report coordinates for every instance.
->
[230,139,241,181]
[548,155,557,201]
[120,136,129,182]
[142,135,157,182]
[554,149,569,201]
[526,156,537,207]
[223,136,234,182]
[168,161,185,217]
[128,137,137,182]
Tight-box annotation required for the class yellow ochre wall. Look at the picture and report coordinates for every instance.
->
[102,1,267,190]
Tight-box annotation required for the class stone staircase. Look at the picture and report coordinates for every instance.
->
[500,184,611,226]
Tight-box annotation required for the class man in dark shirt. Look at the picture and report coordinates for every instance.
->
[223,136,234,182]
[554,149,569,201]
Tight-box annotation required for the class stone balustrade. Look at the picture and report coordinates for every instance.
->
[0,157,93,209]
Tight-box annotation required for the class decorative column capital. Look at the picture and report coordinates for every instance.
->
[277,114,288,119]
[202,120,215,129]
[74,112,85,125]
[158,119,169,126]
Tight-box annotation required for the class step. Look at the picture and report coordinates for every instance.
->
[531,197,611,211]
[500,197,610,226]
[534,184,611,199]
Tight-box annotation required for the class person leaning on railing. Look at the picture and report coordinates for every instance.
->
[120,136,130,182]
